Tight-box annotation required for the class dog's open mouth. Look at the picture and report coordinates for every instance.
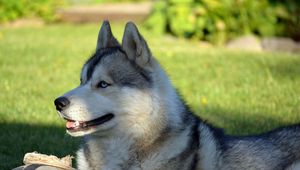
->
[64,113,114,132]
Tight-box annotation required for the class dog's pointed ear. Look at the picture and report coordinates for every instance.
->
[96,20,120,50]
[122,22,152,68]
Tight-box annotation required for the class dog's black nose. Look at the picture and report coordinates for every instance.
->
[54,97,70,112]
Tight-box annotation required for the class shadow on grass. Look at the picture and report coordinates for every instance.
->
[196,105,298,136]
[267,57,300,80]
[0,123,80,170]
[2,106,299,169]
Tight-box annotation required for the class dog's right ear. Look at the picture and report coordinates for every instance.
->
[122,22,152,69]
[96,20,120,51]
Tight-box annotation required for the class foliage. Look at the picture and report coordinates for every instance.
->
[0,0,65,23]
[145,0,300,44]
[271,0,300,41]
[100,0,147,2]
[69,0,148,5]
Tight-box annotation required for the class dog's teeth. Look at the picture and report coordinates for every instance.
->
[74,121,80,127]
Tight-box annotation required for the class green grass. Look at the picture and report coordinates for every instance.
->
[1,23,300,169]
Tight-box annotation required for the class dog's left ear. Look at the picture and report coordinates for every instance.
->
[96,20,120,51]
[122,22,152,68]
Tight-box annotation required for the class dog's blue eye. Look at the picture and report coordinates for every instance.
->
[97,81,109,88]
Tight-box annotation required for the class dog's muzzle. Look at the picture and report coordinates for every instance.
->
[54,96,115,133]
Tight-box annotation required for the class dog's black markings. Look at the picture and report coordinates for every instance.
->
[83,143,97,169]
[128,59,152,85]
[178,120,200,170]
[85,46,126,81]
[163,118,200,170]
[189,120,200,170]
[83,46,152,87]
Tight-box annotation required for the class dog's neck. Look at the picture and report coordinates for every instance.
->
[78,119,194,170]
[77,133,135,169]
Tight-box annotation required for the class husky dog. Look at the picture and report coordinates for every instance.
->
[54,21,300,170]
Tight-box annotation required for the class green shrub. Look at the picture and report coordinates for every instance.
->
[69,0,148,4]
[0,0,66,23]
[145,0,300,44]
[271,0,300,41]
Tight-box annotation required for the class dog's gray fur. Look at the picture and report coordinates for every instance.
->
[55,21,300,170]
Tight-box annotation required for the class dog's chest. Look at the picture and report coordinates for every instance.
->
[77,137,133,170]
[77,130,194,170]
[77,144,170,170]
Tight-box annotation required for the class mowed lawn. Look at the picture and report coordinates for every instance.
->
[0,23,300,169]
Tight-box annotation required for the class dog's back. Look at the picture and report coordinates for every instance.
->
[198,123,300,170]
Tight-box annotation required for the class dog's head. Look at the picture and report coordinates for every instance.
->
[54,21,167,137]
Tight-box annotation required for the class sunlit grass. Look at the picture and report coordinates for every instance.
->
[0,23,300,169]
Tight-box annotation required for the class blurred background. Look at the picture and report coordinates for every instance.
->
[0,0,300,169]
[1,0,300,47]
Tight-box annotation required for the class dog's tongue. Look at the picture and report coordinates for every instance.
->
[66,121,79,129]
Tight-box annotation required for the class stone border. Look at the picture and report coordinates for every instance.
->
[226,35,300,53]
